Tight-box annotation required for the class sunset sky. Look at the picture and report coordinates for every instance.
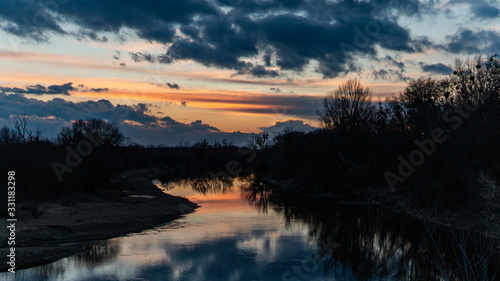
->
[0,0,499,145]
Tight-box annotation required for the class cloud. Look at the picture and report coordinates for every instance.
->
[167,92,323,118]
[0,0,216,42]
[85,88,109,92]
[113,50,121,60]
[444,0,500,17]
[471,2,500,19]
[129,52,157,63]
[76,29,108,42]
[231,64,280,78]
[383,55,405,70]
[0,82,76,95]
[0,92,257,145]
[0,0,67,41]
[166,82,180,89]
[163,9,425,78]
[0,91,324,145]
[371,69,410,82]
[0,88,325,146]
[0,0,433,78]
[371,55,409,81]
[76,84,109,93]
[442,28,500,54]
[0,82,110,95]
[419,62,453,75]
[261,119,317,139]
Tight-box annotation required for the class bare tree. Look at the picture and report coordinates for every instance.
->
[249,132,269,151]
[452,55,500,104]
[11,114,45,143]
[318,79,374,131]
[13,114,30,143]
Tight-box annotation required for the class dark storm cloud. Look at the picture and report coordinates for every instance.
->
[442,28,500,54]
[0,0,67,41]
[263,49,273,67]
[0,82,76,95]
[471,2,500,19]
[0,0,216,42]
[205,9,424,78]
[217,0,424,16]
[0,0,435,78]
[419,62,453,75]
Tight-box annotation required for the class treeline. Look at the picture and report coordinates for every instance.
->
[251,56,500,210]
[0,117,251,207]
[1,55,499,212]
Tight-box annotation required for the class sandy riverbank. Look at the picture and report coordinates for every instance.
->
[0,169,198,272]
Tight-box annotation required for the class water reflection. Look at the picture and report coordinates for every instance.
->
[9,243,120,281]
[3,177,498,281]
[191,177,234,194]
[242,179,500,281]
[154,177,234,194]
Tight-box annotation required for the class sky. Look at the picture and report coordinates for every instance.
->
[0,0,499,145]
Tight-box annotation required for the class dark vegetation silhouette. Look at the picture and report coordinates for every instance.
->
[57,119,126,147]
[0,117,248,216]
[318,78,374,131]
[0,55,499,218]
[252,55,500,212]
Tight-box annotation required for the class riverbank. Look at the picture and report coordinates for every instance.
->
[0,169,198,272]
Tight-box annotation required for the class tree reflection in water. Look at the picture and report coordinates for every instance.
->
[30,242,120,280]
[190,177,234,194]
[76,242,121,266]
[241,179,499,281]
[154,176,234,194]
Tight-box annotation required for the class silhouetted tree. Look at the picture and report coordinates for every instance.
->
[57,119,125,146]
[192,139,210,149]
[249,132,269,150]
[0,125,16,145]
[396,77,450,136]
[451,55,500,104]
[11,114,45,143]
[318,79,374,131]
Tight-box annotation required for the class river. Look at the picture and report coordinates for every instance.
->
[3,176,498,281]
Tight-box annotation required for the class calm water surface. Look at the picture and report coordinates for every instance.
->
[3,177,498,281]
